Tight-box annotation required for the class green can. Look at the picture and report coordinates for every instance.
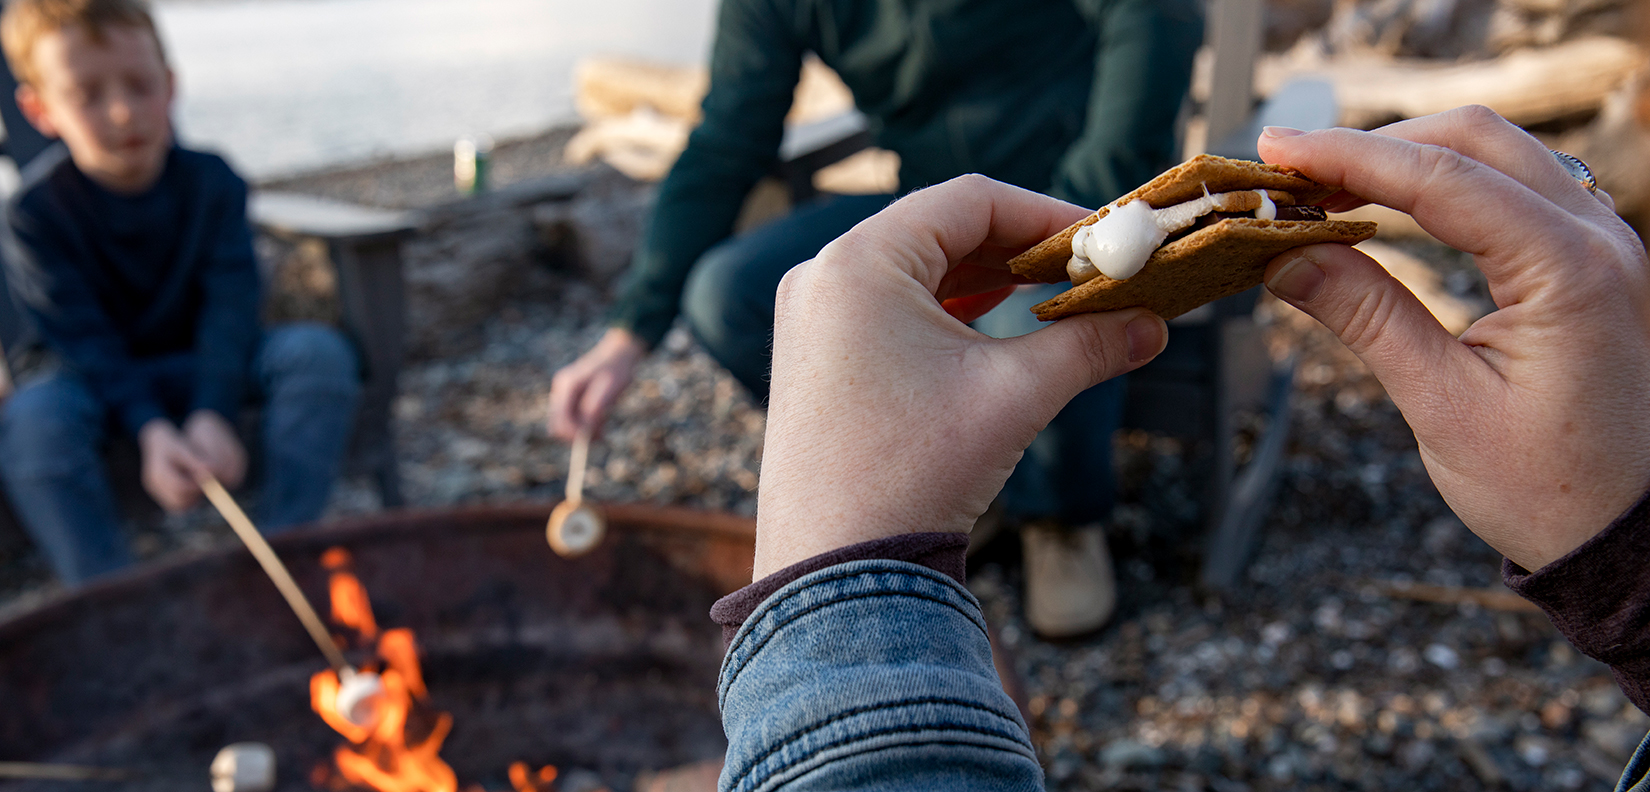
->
[454,135,494,195]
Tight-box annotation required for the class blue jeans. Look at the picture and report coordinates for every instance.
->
[0,323,361,585]
[682,198,1121,525]
[683,193,897,401]
[719,559,1042,791]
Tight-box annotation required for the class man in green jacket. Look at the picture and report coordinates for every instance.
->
[548,0,1203,638]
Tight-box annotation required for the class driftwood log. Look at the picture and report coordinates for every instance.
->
[564,56,898,196]
[1370,579,1543,614]
[1561,68,1650,236]
[572,56,853,126]
[565,57,861,183]
[1259,36,1646,128]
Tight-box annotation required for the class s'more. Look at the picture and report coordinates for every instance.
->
[1008,154,1378,321]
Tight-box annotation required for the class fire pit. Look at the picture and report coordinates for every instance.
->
[0,505,760,791]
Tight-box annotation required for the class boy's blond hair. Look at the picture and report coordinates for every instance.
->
[1,0,166,87]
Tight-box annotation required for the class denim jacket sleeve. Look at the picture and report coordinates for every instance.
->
[716,559,1042,792]
[1620,736,1650,791]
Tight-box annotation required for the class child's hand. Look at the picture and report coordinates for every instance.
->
[184,410,247,489]
[138,419,207,512]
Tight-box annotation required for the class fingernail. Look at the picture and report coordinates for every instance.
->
[1263,126,1305,138]
[1267,252,1326,302]
[1126,314,1167,363]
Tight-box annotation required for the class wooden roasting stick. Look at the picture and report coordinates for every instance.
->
[566,425,590,506]
[0,762,135,781]
[197,473,384,728]
[197,474,351,672]
[0,743,277,790]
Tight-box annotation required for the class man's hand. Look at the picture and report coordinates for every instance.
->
[1257,107,1650,572]
[547,327,647,441]
[139,418,209,512]
[183,410,247,489]
[754,175,1169,578]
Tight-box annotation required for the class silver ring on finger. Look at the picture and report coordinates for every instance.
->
[1550,150,1598,194]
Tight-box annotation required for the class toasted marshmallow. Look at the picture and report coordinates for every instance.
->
[335,667,386,728]
[1068,188,1291,284]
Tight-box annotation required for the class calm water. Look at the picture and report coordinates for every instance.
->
[155,0,718,179]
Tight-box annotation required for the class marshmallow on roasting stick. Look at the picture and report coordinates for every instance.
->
[197,474,385,728]
[210,743,276,792]
[548,426,607,558]
[0,742,273,789]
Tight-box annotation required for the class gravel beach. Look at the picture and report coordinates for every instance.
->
[0,129,1643,790]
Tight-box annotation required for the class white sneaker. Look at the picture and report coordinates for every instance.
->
[1021,521,1117,639]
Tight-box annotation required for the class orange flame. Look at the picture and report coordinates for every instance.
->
[323,548,379,641]
[311,547,575,792]
[378,629,426,699]
[311,669,373,745]
[508,761,558,792]
[310,547,456,792]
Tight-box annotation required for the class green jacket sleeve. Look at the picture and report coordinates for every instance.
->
[1049,0,1204,210]
[605,0,805,348]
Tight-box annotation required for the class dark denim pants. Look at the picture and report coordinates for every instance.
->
[0,322,361,584]
[681,195,1123,525]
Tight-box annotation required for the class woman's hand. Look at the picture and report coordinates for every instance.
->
[754,175,1168,578]
[1258,106,1650,572]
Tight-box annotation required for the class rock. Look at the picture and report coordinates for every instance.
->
[1099,739,1167,770]
[556,768,608,792]
[1424,644,1460,670]
[1583,719,1648,763]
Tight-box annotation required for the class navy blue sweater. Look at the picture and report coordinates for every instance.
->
[3,144,261,437]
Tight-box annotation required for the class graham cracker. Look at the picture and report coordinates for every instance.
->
[1030,218,1378,321]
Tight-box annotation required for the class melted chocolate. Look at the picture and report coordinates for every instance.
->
[1164,204,1328,244]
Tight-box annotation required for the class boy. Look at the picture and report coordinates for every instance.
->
[0,0,360,585]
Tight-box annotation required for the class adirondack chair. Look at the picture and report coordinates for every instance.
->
[246,193,418,507]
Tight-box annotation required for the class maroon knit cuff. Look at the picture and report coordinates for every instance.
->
[710,532,969,644]
[1504,487,1650,714]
